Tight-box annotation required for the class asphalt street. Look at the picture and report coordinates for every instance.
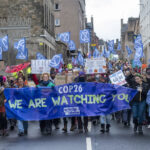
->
[0,120,150,150]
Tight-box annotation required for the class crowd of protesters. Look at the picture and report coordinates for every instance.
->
[0,59,150,137]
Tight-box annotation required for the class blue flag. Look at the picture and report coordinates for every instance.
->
[108,62,113,70]
[72,57,75,64]
[68,40,76,51]
[93,48,100,58]
[58,32,70,43]
[132,59,142,67]
[101,47,108,58]
[134,35,143,59]
[88,52,91,58]
[77,52,84,66]
[72,57,78,66]
[36,52,46,60]
[14,38,28,60]
[4,83,137,121]
[0,39,2,60]
[126,46,132,56]
[50,54,63,69]
[80,29,90,43]
[117,42,121,51]
[16,48,28,60]
[108,40,115,53]
[2,35,9,52]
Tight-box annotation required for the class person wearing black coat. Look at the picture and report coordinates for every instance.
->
[77,71,88,133]
[130,74,149,134]
[121,70,134,127]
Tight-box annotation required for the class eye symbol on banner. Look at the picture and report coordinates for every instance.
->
[2,36,8,50]
[81,30,90,42]
[15,39,25,50]
[60,33,69,42]
[50,55,61,67]
[17,51,26,59]
[69,41,75,50]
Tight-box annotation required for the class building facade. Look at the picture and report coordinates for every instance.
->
[0,0,62,65]
[121,18,139,62]
[140,0,150,63]
[54,0,86,55]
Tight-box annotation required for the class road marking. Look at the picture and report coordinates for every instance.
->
[86,137,92,150]
[88,121,92,132]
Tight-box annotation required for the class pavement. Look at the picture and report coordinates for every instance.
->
[0,120,150,150]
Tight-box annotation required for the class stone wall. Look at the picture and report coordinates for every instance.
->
[0,0,56,65]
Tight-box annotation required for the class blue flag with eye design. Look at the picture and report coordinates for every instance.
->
[80,29,90,43]
[0,39,2,60]
[58,32,70,43]
[68,40,76,51]
[126,46,132,56]
[117,42,121,51]
[4,83,137,121]
[108,40,115,53]
[93,48,100,58]
[14,38,28,60]
[2,35,9,52]
[77,52,84,66]
[50,54,64,69]
[36,52,46,60]
[134,35,143,59]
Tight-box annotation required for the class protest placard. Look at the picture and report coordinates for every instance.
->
[0,61,4,71]
[109,70,127,86]
[85,58,106,74]
[66,71,74,84]
[31,60,51,74]
[5,62,30,73]
[55,75,67,86]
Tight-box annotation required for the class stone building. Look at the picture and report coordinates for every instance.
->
[140,0,150,63]
[86,16,100,54]
[0,0,67,65]
[54,0,86,56]
[120,18,140,62]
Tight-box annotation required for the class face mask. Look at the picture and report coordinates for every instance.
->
[51,75,55,80]
[10,80,14,86]
[79,77,85,82]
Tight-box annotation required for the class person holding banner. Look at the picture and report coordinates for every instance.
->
[0,76,9,136]
[121,69,134,127]
[17,76,28,136]
[37,73,55,135]
[77,71,88,133]
[99,76,111,133]
[17,71,28,86]
[130,74,148,134]
[50,69,60,130]
[7,76,17,131]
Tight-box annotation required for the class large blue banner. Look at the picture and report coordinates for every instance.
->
[4,83,137,121]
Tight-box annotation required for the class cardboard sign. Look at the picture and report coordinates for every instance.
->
[0,61,4,71]
[66,72,74,84]
[85,58,106,74]
[55,75,67,86]
[28,81,36,87]
[109,70,127,86]
[31,60,51,74]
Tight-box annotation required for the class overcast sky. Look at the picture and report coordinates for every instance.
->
[86,0,140,41]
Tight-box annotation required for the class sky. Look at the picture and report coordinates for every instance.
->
[86,0,140,41]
